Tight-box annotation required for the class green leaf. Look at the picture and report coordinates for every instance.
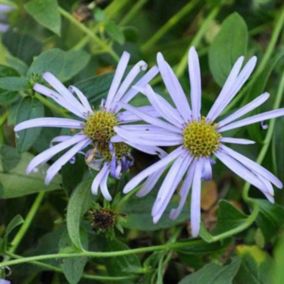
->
[2,30,42,64]
[176,238,231,256]
[24,0,61,35]
[28,48,91,82]
[61,256,87,284]
[66,178,93,249]
[0,145,21,172]
[208,13,248,86]
[75,72,113,105]
[0,66,21,105]
[179,257,241,284]
[4,215,24,241]
[15,97,44,152]
[121,191,190,231]
[200,200,247,242]
[212,200,247,234]
[59,230,88,284]
[235,245,272,284]
[0,77,28,91]
[0,146,61,198]
[93,235,141,276]
[105,21,125,44]
[62,155,86,190]
[255,199,284,241]
[105,239,141,276]
[272,236,284,284]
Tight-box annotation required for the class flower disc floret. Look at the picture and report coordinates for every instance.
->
[98,142,131,161]
[84,111,118,143]
[183,117,221,157]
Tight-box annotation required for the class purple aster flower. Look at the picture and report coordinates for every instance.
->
[14,51,163,200]
[0,279,10,284]
[115,47,284,237]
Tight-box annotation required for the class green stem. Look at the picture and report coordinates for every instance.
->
[120,0,148,26]
[175,5,221,77]
[6,253,136,282]
[0,111,8,126]
[210,203,259,242]
[7,192,45,255]
[141,0,199,52]
[72,0,130,51]
[105,0,129,19]
[35,94,68,118]
[59,7,119,61]
[0,239,207,268]
[255,7,284,76]
[0,111,8,144]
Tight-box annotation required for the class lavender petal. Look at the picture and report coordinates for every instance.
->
[27,134,86,174]
[219,109,284,132]
[105,52,130,110]
[188,47,202,120]
[123,146,185,194]
[190,159,203,237]
[45,138,91,184]
[14,117,84,132]
[218,92,270,128]
[157,52,192,121]
[220,144,282,188]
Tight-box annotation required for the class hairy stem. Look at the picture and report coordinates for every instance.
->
[6,253,136,282]
[0,239,207,268]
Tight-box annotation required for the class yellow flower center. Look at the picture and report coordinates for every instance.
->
[183,117,221,157]
[97,142,131,161]
[84,111,118,143]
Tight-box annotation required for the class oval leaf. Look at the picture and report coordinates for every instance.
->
[66,178,93,249]
[28,48,91,82]
[16,97,44,152]
[24,0,61,35]
[0,146,61,198]
[208,13,248,86]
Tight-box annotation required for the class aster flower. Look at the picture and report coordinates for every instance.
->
[14,51,163,200]
[0,279,10,284]
[115,47,284,237]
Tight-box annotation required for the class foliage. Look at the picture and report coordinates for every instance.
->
[1,0,284,283]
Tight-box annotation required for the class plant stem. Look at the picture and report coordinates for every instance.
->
[141,0,199,52]
[120,0,148,26]
[175,5,221,77]
[0,239,207,268]
[35,94,68,118]
[7,192,45,255]
[59,7,119,61]
[255,7,284,76]
[6,253,136,282]
[0,111,8,144]
[105,0,129,19]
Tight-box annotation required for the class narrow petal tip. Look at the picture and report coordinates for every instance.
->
[189,46,198,56]
[156,52,164,63]
[121,51,130,59]
[42,71,55,81]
